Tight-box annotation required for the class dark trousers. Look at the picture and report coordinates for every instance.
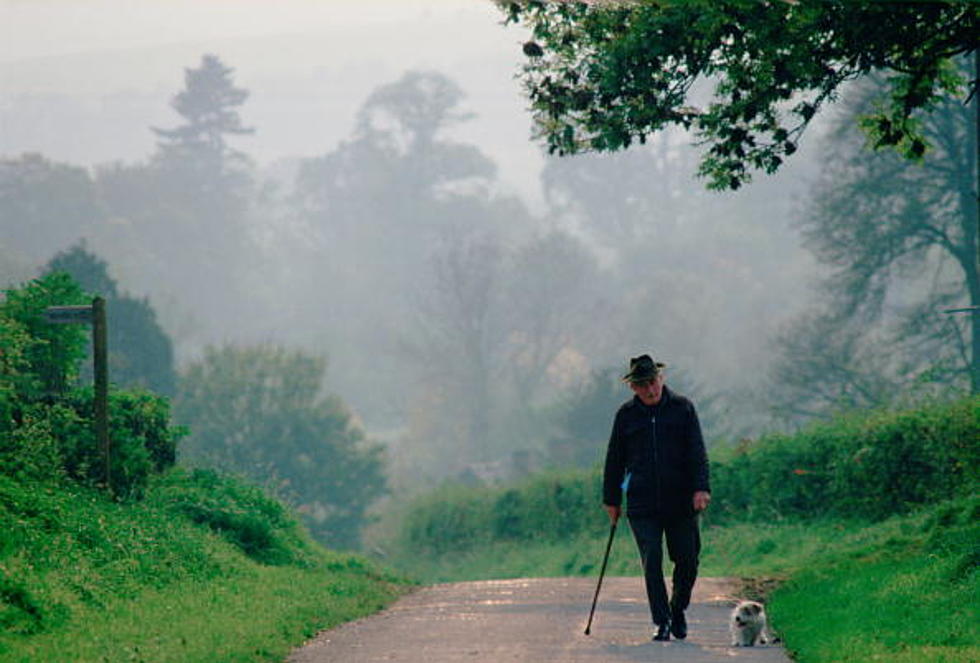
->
[628,514,701,626]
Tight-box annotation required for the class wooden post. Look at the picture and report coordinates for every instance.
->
[92,297,110,493]
[43,300,110,492]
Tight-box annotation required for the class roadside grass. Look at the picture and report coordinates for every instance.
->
[384,518,851,583]
[769,499,979,663]
[0,469,411,662]
[384,498,978,663]
[3,561,402,663]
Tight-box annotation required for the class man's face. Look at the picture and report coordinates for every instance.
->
[630,374,664,406]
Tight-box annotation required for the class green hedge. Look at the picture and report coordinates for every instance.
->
[400,470,605,555]
[397,397,979,554]
[1,389,183,499]
[711,396,979,522]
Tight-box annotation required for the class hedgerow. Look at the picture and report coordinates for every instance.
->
[397,397,979,554]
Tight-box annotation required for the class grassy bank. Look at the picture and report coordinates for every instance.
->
[0,469,410,662]
[769,498,978,663]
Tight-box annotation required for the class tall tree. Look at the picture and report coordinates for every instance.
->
[503,1,978,189]
[540,133,699,249]
[505,230,605,409]
[776,61,977,407]
[295,70,500,261]
[409,234,508,456]
[44,243,177,397]
[0,154,103,265]
[176,344,386,550]
[289,70,532,419]
[149,53,255,235]
[768,61,977,418]
[94,55,258,347]
[152,54,254,186]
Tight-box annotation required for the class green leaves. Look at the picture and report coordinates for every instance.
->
[175,345,387,550]
[504,0,979,190]
[0,273,183,498]
[1,272,88,401]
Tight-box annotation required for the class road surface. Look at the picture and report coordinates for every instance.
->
[287,576,792,662]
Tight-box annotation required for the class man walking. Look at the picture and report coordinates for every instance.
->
[603,354,711,641]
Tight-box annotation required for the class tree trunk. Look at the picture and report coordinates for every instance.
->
[971,50,979,393]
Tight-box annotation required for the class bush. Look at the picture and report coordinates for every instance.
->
[176,344,387,549]
[710,396,979,522]
[399,470,605,555]
[44,388,184,500]
[0,316,36,434]
[0,272,184,499]
[0,403,74,483]
[0,272,88,400]
[147,467,318,566]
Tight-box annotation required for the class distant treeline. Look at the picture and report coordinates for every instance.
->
[396,396,979,555]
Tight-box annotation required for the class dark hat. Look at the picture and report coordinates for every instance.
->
[622,354,666,383]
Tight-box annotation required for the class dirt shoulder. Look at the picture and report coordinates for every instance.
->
[286,576,792,662]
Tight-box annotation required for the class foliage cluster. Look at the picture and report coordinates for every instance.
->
[767,57,980,415]
[0,273,183,498]
[176,344,387,550]
[711,396,979,522]
[393,397,978,557]
[148,467,318,567]
[504,0,978,189]
[399,470,604,555]
[45,244,177,397]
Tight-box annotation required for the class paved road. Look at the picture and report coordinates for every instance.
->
[287,577,792,662]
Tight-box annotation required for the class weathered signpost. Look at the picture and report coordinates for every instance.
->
[43,297,110,492]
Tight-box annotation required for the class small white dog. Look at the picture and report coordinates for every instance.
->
[730,600,774,646]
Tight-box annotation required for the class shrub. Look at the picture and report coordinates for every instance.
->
[399,470,605,555]
[0,272,88,400]
[1,273,182,498]
[148,468,317,566]
[710,396,979,522]
[47,388,183,500]
[0,403,73,482]
[176,344,387,549]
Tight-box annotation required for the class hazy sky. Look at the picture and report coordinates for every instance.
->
[1,0,543,203]
[0,0,831,453]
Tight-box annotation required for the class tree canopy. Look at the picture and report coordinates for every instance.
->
[152,53,254,171]
[769,62,979,415]
[503,0,979,189]
[175,345,386,549]
[44,244,177,397]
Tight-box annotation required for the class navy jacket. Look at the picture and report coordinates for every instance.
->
[602,385,710,519]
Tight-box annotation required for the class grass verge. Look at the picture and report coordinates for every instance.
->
[768,499,979,663]
[383,498,978,663]
[0,469,411,662]
[3,562,402,662]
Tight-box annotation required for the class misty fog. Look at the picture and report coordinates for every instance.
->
[1,1,833,495]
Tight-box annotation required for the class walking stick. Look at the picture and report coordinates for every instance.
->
[584,517,618,635]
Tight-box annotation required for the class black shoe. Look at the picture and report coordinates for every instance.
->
[653,623,671,641]
[670,610,687,639]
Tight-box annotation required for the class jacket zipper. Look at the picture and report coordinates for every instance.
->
[651,415,662,511]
